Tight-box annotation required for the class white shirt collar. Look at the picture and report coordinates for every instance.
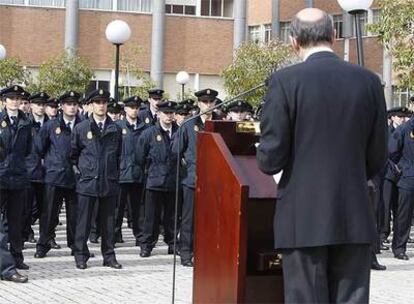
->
[63,117,76,130]
[161,125,172,135]
[303,46,334,61]
[34,116,45,127]
[94,117,106,126]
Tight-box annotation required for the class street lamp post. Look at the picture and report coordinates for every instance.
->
[105,20,131,102]
[0,44,6,60]
[337,0,373,67]
[176,71,190,102]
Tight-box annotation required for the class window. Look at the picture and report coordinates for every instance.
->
[264,24,272,44]
[392,87,413,108]
[248,26,261,44]
[28,0,64,6]
[172,4,183,14]
[166,4,196,15]
[333,15,344,39]
[80,0,112,10]
[279,21,291,44]
[87,80,110,95]
[0,0,24,4]
[352,11,368,37]
[201,0,233,17]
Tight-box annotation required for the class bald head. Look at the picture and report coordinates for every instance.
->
[290,8,334,48]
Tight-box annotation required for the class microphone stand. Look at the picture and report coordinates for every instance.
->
[171,82,266,304]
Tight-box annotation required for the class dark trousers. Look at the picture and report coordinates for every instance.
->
[36,185,77,255]
[22,182,43,240]
[115,183,144,242]
[381,179,398,240]
[0,189,25,265]
[141,190,175,251]
[74,194,117,264]
[89,202,100,241]
[392,188,414,255]
[179,186,194,261]
[0,199,17,277]
[280,244,371,304]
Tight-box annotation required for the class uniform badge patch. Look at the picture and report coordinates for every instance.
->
[122,128,127,135]
[410,131,414,139]
[1,121,7,128]
[145,117,150,124]
[55,127,61,135]
[194,125,199,132]
[87,131,93,139]
[156,134,162,142]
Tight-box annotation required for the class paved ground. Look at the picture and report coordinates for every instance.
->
[0,214,413,303]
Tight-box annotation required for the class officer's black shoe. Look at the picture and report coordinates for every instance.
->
[181,260,194,267]
[115,235,124,244]
[49,239,61,249]
[371,260,386,271]
[58,221,63,226]
[408,237,414,244]
[16,262,29,270]
[382,239,391,244]
[395,253,409,260]
[103,260,122,269]
[140,250,151,258]
[1,272,28,283]
[380,243,390,251]
[89,252,95,258]
[76,262,87,270]
[34,251,46,259]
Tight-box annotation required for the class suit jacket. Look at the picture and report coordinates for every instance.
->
[257,52,388,249]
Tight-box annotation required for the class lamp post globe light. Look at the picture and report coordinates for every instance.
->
[0,44,6,60]
[176,71,190,101]
[337,0,374,67]
[105,20,131,102]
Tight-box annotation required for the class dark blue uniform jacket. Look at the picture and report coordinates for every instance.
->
[70,116,122,197]
[0,110,32,189]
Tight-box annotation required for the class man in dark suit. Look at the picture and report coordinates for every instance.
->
[257,8,387,303]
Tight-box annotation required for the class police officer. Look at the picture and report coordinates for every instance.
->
[107,98,122,122]
[0,85,32,277]
[174,99,195,126]
[172,89,220,267]
[34,91,83,258]
[223,100,253,121]
[381,107,410,245]
[136,101,178,257]
[23,92,49,246]
[138,89,164,127]
[389,115,414,260]
[70,89,122,269]
[45,98,59,120]
[114,96,146,245]
[18,92,31,116]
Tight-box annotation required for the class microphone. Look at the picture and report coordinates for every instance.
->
[171,82,267,304]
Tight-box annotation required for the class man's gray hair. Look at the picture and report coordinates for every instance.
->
[289,12,334,48]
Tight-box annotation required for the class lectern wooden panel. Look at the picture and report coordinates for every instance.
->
[193,121,284,303]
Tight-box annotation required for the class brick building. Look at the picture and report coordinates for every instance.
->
[0,0,402,106]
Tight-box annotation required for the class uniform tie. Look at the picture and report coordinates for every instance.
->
[10,116,17,125]
[98,122,103,133]
[67,122,72,131]
[131,124,136,130]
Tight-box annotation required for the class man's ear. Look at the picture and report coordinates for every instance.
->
[290,36,300,54]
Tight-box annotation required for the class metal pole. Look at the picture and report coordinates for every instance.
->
[151,0,166,88]
[64,0,79,56]
[354,13,365,67]
[181,84,185,102]
[233,0,247,50]
[271,0,280,39]
[115,44,120,102]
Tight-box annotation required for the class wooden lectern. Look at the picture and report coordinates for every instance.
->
[193,120,284,303]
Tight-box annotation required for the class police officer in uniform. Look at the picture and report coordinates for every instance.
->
[223,100,253,121]
[114,96,146,245]
[45,98,59,120]
[0,85,32,276]
[389,115,414,260]
[107,98,122,122]
[23,92,49,246]
[381,107,410,245]
[172,89,220,267]
[70,89,122,269]
[34,91,83,258]
[138,89,164,127]
[174,99,195,126]
[136,101,178,257]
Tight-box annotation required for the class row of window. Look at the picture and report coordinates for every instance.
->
[249,10,381,45]
[0,0,233,17]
